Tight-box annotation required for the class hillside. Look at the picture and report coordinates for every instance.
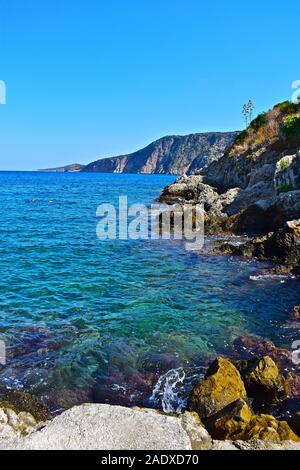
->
[82,132,238,175]
[159,101,300,237]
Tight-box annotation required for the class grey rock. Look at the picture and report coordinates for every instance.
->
[0,407,37,440]
[0,405,211,451]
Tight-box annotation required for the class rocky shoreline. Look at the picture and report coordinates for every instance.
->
[1,100,300,450]
[0,349,300,450]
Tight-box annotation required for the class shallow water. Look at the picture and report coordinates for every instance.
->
[0,172,299,412]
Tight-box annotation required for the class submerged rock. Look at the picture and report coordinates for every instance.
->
[230,336,293,372]
[188,357,246,419]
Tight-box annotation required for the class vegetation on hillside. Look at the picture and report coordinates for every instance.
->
[227,101,300,158]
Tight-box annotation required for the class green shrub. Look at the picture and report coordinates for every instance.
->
[279,159,289,170]
[283,114,300,138]
[233,130,247,146]
[249,112,267,131]
[276,183,294,193]
[275,101,300,115]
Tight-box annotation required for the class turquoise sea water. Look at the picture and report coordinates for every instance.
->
[0,172,299,412]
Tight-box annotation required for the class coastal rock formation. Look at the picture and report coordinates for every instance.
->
[216,220,300,269]
[205,399,253,440]
[1,403,300,450]
[158,101,300,258]
[82,132,238,175]
[187,355,300,442]
[0,406,39,440]
[238,356,289,404]
[0,405,212,450]
[188,357,247,419]
[240,415,299,442]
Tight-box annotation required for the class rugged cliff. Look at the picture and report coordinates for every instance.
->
[82,132,238,175]
[158,101,300,265]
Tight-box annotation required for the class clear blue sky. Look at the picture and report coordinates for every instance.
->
[0,0,299,170]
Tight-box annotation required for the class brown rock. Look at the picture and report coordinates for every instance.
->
[205,399,252,440]
[0,390,50,422]
[188,357,246,419]
[241,414,300,442]
[242,356,289,404]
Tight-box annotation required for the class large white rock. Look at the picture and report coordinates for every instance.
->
[0,404,212,451]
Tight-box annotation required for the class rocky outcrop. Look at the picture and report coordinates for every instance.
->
[158,102,300,253]
[82,132,238,175]
[237,356,289,404]
[205,399,253,440]
[216,220,300,269]
[240,415,299,442]
[0,405,212,450]
[1,403,300,450]
[188,357,247,419]
[188,356,300,442]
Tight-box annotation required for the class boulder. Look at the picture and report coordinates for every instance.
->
[205,399,253,440]
[0,405,212,451]
[0,406,38,440]
[241,356,289,404]
[241,414,300,442]
[188,357,247,419]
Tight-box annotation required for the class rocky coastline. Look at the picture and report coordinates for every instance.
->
[1,347,300,450]
[1,100,300,450]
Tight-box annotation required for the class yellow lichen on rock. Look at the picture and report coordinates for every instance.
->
[188,357,247,419]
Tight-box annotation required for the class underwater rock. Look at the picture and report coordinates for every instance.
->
[230,336,293,372]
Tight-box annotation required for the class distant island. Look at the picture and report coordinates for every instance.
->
[38,163,84,173]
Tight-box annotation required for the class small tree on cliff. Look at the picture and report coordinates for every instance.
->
[242,99,255,128]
